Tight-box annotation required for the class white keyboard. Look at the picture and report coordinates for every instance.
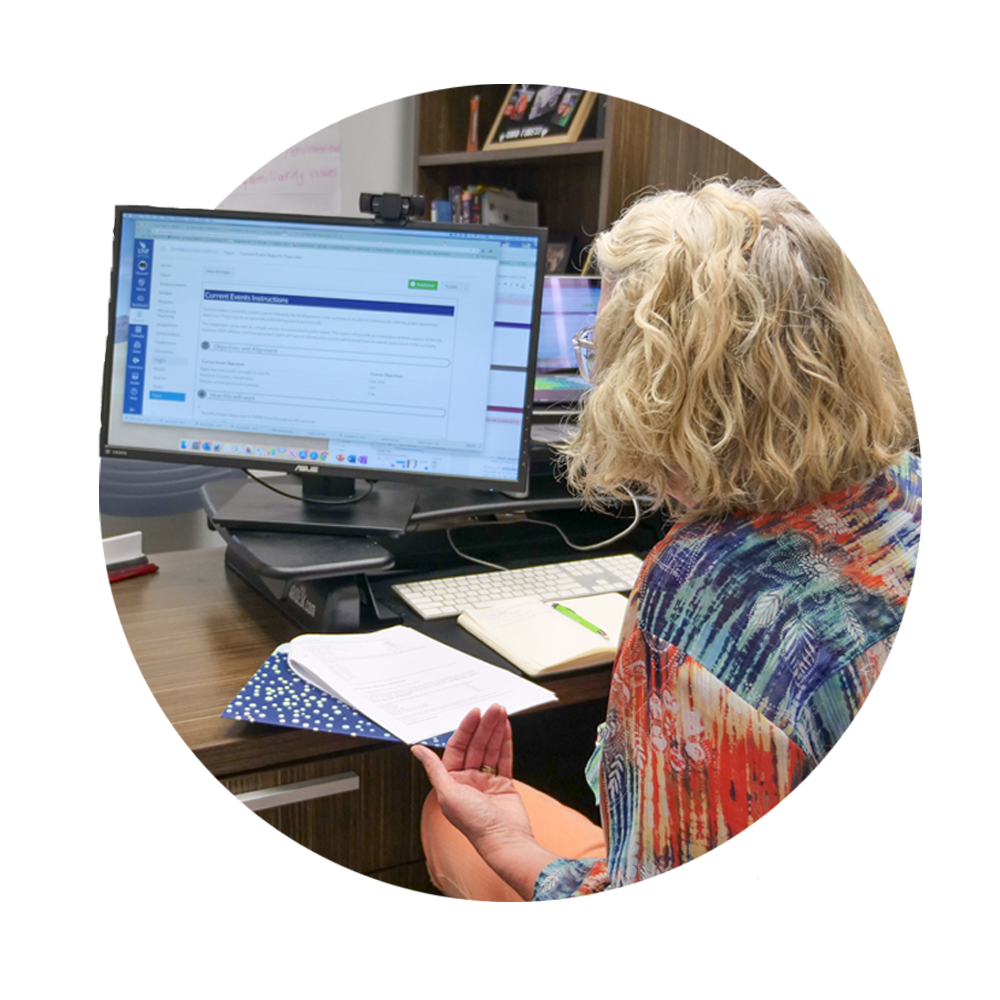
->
[391,552,644,620]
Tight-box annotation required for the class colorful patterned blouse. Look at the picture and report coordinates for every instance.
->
[533,453,921,899]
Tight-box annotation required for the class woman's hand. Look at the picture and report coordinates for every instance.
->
[412,704,564,899]
[411,704,533,850]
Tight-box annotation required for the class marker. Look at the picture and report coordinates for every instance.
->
[552,603,610,639]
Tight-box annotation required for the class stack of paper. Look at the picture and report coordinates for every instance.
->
[221,646,452,746]
[285,626,557,745]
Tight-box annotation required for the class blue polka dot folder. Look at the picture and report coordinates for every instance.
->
[221,646,451,748]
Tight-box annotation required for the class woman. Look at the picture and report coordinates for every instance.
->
[412,181,921,901]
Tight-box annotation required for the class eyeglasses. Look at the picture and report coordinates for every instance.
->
[572,325,596,383]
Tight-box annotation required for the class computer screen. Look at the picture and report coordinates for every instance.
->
[101,207,547,529]
[533,275,601,405]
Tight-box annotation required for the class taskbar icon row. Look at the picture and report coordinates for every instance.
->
[178,439,370,465]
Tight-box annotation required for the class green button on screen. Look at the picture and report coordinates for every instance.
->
[408,279,438,290]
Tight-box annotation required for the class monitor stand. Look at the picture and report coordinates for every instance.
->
[202,474,419,537]
[219,526,401,632]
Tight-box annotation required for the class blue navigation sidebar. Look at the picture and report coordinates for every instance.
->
[130,237,154,309]
[124,324,148,415]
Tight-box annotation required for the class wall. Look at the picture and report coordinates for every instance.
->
[338,97,416,215]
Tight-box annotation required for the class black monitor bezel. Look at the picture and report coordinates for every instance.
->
[101,205,548,497]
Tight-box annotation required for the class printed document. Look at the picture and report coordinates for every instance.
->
[287,626,557,744]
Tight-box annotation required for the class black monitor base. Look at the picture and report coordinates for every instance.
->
[202,474,419,536]
[222,527,401,632]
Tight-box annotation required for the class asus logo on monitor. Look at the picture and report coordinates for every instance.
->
[288,583,317,617]
[294,464,320,474]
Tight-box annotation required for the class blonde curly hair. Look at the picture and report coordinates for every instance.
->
[559,181,917,520]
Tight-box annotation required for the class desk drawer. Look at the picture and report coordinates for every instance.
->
[220,744,434,892]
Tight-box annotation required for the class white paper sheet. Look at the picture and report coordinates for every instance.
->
[287,626,557,745]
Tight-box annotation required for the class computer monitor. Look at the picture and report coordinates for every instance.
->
[533,275,601,406]
[101,206,547,534]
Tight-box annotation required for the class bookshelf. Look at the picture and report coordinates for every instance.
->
[413,85,771,272]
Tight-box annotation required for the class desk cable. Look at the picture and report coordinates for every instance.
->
[446,486,645,571]
[242,469,375,506]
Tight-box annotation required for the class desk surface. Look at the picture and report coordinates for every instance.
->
[112,548,922,778]
[113,547,613,779]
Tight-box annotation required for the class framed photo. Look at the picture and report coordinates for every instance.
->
[484,86,596,150]
[544,240,573,274]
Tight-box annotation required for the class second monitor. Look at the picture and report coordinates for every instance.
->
[533,275,601,407]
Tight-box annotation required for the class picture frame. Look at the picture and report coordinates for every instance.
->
[484,86,597,151]
[544,240,573,274]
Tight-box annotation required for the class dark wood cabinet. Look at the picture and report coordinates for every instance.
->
[220,744,435,891]
[416,84,922,326]
[414,85,771,270]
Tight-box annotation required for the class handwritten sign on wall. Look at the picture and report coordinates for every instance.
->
[217,123,342,215]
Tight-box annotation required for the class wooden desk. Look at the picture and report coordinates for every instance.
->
[112,549,922,892]
[112,547,612,891]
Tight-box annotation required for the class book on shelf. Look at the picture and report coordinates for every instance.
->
[448,184,464,223]
[457,592,629,677]
[431,199,452,222]
[446,184,538,227]
[462,186,477,224]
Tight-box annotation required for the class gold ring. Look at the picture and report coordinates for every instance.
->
[479,764,499,776]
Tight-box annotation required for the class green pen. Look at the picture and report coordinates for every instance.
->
[552,603,610,640]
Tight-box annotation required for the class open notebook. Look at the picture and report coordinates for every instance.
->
[458,592,629,677]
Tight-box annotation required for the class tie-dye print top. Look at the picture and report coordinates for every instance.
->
[533,453,921,899]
